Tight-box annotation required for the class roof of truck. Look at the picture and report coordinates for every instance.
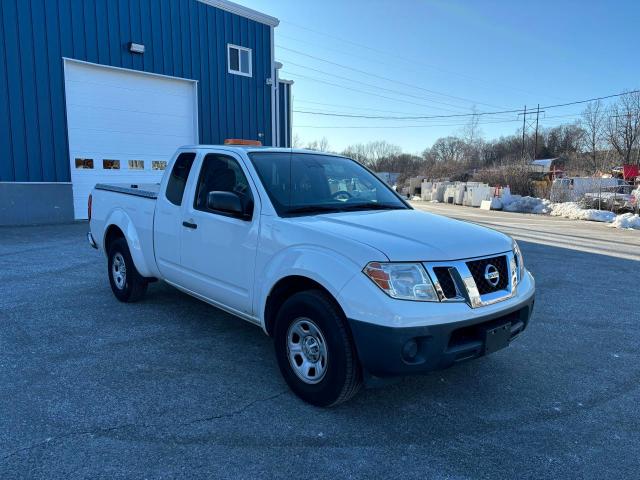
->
[178,145,344,157]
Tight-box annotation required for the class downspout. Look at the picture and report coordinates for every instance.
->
[269,26,276,147]
[274,62,282,147]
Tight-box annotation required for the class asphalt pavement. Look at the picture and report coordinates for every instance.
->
[1,212,638,479]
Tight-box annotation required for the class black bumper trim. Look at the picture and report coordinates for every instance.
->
[347,295,534,377]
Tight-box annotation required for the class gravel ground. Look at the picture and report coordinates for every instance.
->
[1,217,638,479]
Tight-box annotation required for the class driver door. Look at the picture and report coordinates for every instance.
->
[179,152,260,316]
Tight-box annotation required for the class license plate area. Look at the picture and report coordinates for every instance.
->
[483,322,511,355]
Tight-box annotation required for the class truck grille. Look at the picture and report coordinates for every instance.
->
[424,251,516,307]
[465,255,509,295]
[433,267,458,299]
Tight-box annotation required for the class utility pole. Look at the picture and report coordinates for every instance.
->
[533,104,540,160]
[518,105,546,161]
[521,105,527,160]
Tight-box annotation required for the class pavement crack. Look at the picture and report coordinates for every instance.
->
[180,390,289,427]
[0,390,289,462]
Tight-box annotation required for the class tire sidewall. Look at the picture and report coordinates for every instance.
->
[108,239,134,302]
[274,291,354,406]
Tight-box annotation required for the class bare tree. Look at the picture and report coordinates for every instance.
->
[305,137,330,152]
[317,137,330,152]
[461,106,482,145]
[460,108,484,167]
[292,133,304,148]
[365,141,401,169]
[428,136,467,163]
[580,100,606,172]
[607,91,640,165]
[342,141,401,168]
[342,143,370,165]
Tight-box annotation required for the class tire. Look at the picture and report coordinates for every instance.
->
[107,238,148,303]
[274,290,362,407]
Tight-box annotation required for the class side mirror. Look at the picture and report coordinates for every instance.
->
[207,191,244,217]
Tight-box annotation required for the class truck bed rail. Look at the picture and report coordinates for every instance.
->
[95,183,159,199]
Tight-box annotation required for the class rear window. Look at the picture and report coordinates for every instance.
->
[166,152,196,206]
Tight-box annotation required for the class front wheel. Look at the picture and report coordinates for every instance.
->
[107,238,148,302]
[274,290,362,407]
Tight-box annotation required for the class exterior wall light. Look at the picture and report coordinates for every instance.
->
[128,42,145,54]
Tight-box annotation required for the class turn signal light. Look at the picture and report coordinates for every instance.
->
[224,139,262,146]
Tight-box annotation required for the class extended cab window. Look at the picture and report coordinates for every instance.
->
[166,152,196,206]
[194,154,253,217]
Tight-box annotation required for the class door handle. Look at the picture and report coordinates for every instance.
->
[182,221,198,229]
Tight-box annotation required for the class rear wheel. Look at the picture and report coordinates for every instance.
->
[274,290,362,407]
[107,238,148,302]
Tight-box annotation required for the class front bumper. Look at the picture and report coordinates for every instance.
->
[348,295,533,377]
[340,270,535,377]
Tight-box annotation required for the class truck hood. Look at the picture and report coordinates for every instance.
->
[292,209,513,261]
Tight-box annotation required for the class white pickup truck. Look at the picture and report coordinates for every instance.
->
[88,145,535,406]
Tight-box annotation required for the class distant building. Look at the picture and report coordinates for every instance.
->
[376,172,401,186]
[530,158,565,179]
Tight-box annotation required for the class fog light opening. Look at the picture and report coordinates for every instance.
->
[402,339,419,362]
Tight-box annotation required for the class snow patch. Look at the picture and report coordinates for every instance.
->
[550,202,616,223]
[502,196,552,214]
[609,213,640,230]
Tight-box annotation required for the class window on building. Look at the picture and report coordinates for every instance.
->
[128,160,145,170]
[166,152,196,206]
[152,161,167,170]
[75,158,94,169]
[227,44,252,77]
[103,159,120,170]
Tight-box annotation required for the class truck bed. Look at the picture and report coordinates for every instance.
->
[95,183,160,199]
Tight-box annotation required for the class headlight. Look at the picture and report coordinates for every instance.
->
[512,239,524,283]
[363,262,439,301]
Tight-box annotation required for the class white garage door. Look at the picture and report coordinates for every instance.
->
[64,59,198,219]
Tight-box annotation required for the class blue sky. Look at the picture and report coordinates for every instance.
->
[244,0,640,153]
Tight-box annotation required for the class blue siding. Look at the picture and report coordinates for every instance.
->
[0,0,14,181]
[0,0,275,182]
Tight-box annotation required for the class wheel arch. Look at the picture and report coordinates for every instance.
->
[264,275,347,337]
[102,208,157,278]
[104,224,125,255]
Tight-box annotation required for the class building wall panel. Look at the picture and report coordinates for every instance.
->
[0,0,274,182]
[0,1,14,182]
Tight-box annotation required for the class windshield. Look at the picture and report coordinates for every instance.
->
[248,152,408,216]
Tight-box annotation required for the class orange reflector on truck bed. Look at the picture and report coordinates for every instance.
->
[224,139,262,146]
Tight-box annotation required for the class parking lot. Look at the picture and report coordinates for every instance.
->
[1,211,639,479]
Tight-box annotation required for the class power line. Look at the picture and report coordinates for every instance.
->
[293,117,581,129]
[294,99,443,116]
[280,63,472,113]
[280,70,487,111]
[289,89,640,121]
[290,106,522,120]
[294,108,517,122]
[277,46,503,109]
[539,90,640,110]
[279,21,567,102]
[291,109,629,130]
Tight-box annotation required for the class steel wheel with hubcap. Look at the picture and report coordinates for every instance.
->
[274,290,362,407]
[107,238,148,303]
[287,317,328,384]
[111,252,127,290]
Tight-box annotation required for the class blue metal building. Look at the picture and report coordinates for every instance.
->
[0,0,292,224]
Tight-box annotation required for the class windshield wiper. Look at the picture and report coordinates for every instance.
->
[339,203,405,211]
[285,205,343,215]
